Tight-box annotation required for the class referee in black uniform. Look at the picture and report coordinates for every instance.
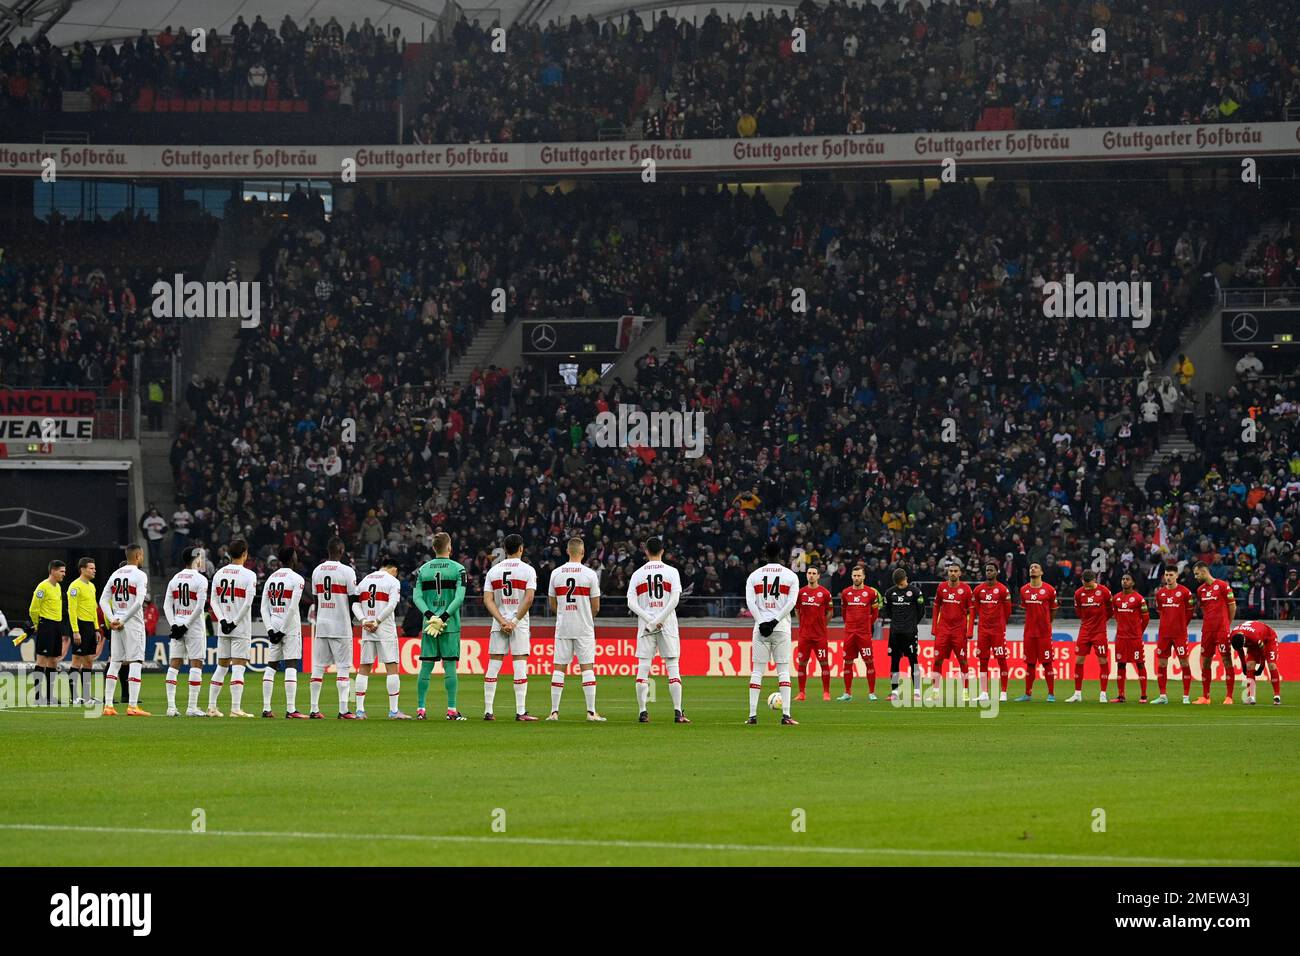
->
[883,566,925,700]
[28,560,68,706]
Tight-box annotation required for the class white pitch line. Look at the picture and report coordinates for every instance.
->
[0,823,1292,867]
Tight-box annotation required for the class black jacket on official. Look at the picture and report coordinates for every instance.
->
[882,584,925,635]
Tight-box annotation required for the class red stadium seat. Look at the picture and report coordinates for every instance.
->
[185,99,201,112]
[215,99,231,112]
[154,97,170,112]
[294,100,308,112]
[247,99,263,112]
[200,99,216,113]
[232,100,247,112]
[136,88,155,111]
[170,97,185,112]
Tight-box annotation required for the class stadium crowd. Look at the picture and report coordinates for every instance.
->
[408,0,1297,144]
[142,177,1300,623]
[0,14,402,112]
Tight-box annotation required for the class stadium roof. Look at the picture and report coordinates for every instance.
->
[12,0,803,47]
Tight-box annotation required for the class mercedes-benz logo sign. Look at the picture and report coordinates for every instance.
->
[530,324,557,351]
[0,507,88,543]
[1231,312,1260,341]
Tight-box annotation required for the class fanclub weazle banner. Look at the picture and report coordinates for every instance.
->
[1,122,1296,179]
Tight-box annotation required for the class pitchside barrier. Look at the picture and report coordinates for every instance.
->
[3,621,1295,680]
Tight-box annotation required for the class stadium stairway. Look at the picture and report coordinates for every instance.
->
[445,315,508,387]
[1131,426,1197,491]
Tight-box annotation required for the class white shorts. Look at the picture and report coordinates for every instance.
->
[752,628,791,668]
[636,628,680,661]
[217,636,251,660]
[167,628,207,662]
[109,630,145,663]
[489,623,531,657]
[553,633,596,666]
[360,637,399,665]
[313,635,352,668]
[266,628,303,662]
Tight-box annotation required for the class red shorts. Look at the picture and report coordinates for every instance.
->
[1200,633,1229,658]
[1076,631,1109,656]
[1246,640,1277,666]
[797,634,828,651]
[843,632,873,659]
[1023,634,1053,664]
[1114,638,1144,664]
[1155,633,1189,658]
[976,633,1008,660]
[932,631,968,661]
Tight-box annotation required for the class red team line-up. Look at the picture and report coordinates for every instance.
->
[795,561,1283,708]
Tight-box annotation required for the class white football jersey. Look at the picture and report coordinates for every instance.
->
[164,568,209,637]
[549,562,601,638]
[627,560,682,640]
[261,567,306,636]
[745,562,800,637]
[485,558,538,631]
[311,561,358,638]
[353,570,402,641]
[210,563,258,639]
[100,565,151,639]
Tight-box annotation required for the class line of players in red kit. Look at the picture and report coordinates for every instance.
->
[794,560,1284,706]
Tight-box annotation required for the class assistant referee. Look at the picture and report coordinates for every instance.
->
[65,557,103,705]
[28,560,68,706]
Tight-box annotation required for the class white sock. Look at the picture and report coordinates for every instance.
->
[581,668,597,713]
[309,671,324,713]
[337,675,351,713]
[666,660,683,710]
[230,664,246,711]
[128,662,143,706]
[209,665,228,708]
[166,666,179,709]
[262,668,276,712]
[749,670,763,717]
[512,659,529,715]
[778,669,791,714]
[484,658,503,714]
[386,673,401,712]
[355,673,369,713]
[187,667,202,710]
[550,670,565,713]
[284,667,298,712]
[104,667,119,706]
[635,660,651,711]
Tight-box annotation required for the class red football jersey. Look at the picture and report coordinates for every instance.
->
[1153,584,1193,638]
[1073,584,1113,639]
[795,585,832,640]
[1196,578,1234,635]
[1231,619,1277,646]
[933,581,974,637]
[1019,582,1058,640]
[839,585,879,633]
[972,582,1012,637]
[1111,590,1149,641]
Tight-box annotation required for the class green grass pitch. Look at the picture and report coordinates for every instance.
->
[2,675,1296,867]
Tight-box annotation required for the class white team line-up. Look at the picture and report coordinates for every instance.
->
[0,824,1293,867]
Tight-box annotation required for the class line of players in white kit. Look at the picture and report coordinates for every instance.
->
[93,535,804,723]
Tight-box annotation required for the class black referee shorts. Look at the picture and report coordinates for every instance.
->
[71,621,99,657]
[34,619,64,657]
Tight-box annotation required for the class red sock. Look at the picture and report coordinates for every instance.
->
[1271,673,1282,697]
[1000,667,1009,692]
[1201,671,1212,697]
[797,669,807,695]
[820,666,831,696]
[1099,665,1108,693]
[1117,671,1126,697]
[1074,670,1085,692]
[1026,670,1036,695]
[844,669,853,695]
[1157,666,1168,695]
[1225,669,1235,699]
[1137,666,1148,698]
[1182,669,1192,697]
[1044,668,1055,695]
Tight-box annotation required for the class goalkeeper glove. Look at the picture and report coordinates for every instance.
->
[170,624,188,641]
[1231,633,1245,652]
[220,620,236,635]
[758,620,776,637]
[266,629,284,645]
[424,616,446,637]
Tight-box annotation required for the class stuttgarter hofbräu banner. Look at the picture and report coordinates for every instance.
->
[4,621,1292,679]
[0,122,1297,180]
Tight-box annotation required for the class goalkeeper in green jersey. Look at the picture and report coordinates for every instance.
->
[412,532,469,720]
